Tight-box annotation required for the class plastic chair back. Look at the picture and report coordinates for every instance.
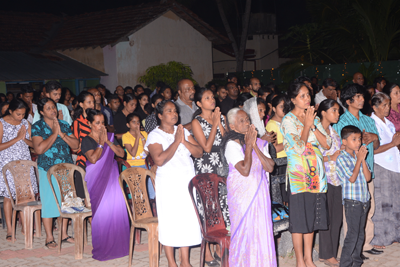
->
[2,160,39,206]
[47,163,90,213]
[119,167,155,222]
[188,173,227,236]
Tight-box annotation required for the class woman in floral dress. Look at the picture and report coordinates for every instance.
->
[192,87,227,266]
[0,99,38,240]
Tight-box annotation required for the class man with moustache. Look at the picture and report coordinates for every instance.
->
[32,80,72,126]
[175,79,197,131]
[219,82,239,115]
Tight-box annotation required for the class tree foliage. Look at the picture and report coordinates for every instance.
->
[306,0,400,63]
[138,61,197,90]
[282,0,400,65]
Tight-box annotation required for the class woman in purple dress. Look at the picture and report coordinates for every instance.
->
[81,109,129,261]
[222,108,277,267]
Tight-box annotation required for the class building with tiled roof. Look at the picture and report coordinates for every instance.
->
[0,0,230,93]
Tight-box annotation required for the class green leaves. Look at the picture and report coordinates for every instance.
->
[138,61,197,90]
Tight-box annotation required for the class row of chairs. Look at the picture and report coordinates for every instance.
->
[2,159,230,267]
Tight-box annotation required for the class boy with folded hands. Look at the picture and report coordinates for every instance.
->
[336,125,371,267]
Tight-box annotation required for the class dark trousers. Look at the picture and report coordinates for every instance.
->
[319,184,343,259]
[340,199,370,267]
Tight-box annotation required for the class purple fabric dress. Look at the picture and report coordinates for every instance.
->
[85,133,129,261]
[227,138,277,267]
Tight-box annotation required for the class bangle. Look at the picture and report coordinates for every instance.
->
[327,155,331,161]
[97,144,104,149]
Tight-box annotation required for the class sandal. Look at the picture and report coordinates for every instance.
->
[373,245,386,249]
[6,235,12,242]
[61,236,74,244]
[214,251,221,261]
[45,240,58,250]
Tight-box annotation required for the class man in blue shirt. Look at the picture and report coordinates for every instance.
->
[333,83,381,257]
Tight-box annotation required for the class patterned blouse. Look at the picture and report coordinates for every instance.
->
[318,125,341,186]
[387,104,400,132]
[32,119,74,171]
[280,112,331,194]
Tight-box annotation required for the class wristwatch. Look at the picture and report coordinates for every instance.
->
[311,125,316,132]
[97,144,104,149]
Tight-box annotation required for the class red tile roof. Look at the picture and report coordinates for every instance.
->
[0,1,229,52]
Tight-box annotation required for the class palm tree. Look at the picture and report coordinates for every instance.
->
[307,0,400,62]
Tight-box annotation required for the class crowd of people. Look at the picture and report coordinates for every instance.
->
[0,72,399,267]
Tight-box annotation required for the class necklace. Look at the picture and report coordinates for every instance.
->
[89,133,100,143]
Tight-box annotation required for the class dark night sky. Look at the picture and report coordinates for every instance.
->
[2,0,310,33]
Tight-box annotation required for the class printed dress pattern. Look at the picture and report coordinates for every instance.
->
[193,115,231,227]
[0,118,38,199]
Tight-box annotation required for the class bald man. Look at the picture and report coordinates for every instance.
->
[175,79,197,131]
[249,77,261,97]
[353,72,365,86]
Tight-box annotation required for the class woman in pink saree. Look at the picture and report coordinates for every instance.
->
[222,107,277,267]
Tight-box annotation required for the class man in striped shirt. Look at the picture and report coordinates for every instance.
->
[336,125,371,267]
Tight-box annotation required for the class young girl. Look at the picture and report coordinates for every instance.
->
[122,113,155,202]
[122,113,148,168]
[0,99,38,241]
[159,85,173,101]
[135,93,149,121]
[265,94,288,203]
[144,94,164,133]
[191,87,226,266]
[317,99,342,266]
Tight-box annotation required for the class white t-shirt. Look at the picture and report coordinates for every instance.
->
[371,113,400,173]
[225,140,271,167]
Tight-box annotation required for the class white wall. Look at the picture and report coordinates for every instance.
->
[100,45,118,92]
[213,34,281,74]
[116,10,213,87]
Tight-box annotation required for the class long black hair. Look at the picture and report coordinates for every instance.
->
[283,82,307,114]
[73,91,94,120]
[317,99,340,120]
[192,87,212,120]
[59,87,74,104]
[4,99,27,116]
[0,102,9,117]
[270,94,286,118]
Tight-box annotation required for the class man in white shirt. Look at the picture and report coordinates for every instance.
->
[32,81,72,125]
[315,78,344,109]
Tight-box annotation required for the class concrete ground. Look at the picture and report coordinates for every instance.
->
[0,222,399,266]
